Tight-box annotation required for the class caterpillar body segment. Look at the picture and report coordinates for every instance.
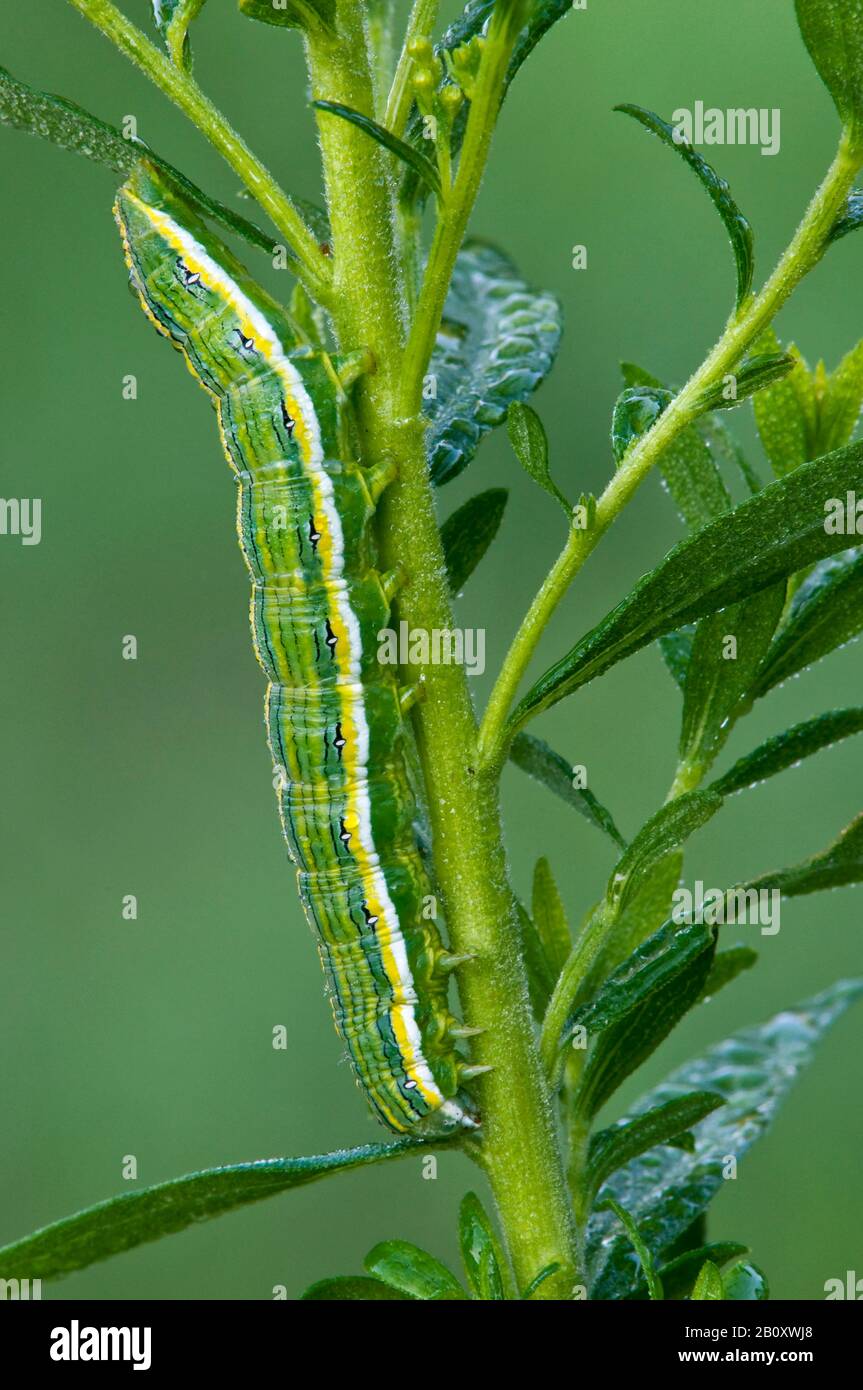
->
[114,164,476,1135]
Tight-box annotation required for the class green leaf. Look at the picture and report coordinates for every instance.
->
[692,1260,725,1300]
[621,363,732,529]
[699,946,758,1001]
[459,1192,510,1300]
[302,1275,414,1300]
[589,851,684,988]
[711,707,863,798]
[0,65,294,261]
[678,585,785,778]
[568,922,717,1119]
[723,1260,770,1301]
[795,0,863,132]
[599,1197,664,1300]
[515,899,556,1021]
[611,386,672,465]
[152,0,207,68]
[0,1140,428,1282]
[752,548,863,698]
[660,626,695,690]
[587,1093,725,1202]
[609,792,723,915]
[829,189,863,244]
[364,1240,467,1300]
[508,443,863,734]
[313,99,442,195]
[586,980,863,1299]
[646,1243,749,1301]
[699,354,795,414]
[507,402,571,514]
[508,732,627,850]
[427,243,562,486]
[521,1261,562,1300]
[239,0,335,31]
[615,104,754,309]
[819,339,863,452]
[440,488,508,596]
[745,812,863,897]
[532,857,571,977]
[752,331,816,476]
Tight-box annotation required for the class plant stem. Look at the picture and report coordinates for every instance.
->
[384,0,440,135]
[306,0,579,1298]
[66,0,332,302]
[399,0,531,413]
[478,129,863,775]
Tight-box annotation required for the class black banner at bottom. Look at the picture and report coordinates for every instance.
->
[0,1296,859,1374]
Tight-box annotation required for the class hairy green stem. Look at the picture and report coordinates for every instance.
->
[399,0,530,413]
[478,129,863,775]
[306,0,579,1298]
[66,0,332,301]
[384,0,440,135]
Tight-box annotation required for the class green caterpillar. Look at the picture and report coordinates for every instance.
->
[114,164,477,1135]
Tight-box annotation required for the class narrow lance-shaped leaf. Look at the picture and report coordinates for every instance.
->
[819,338,863,453]
[795,0,863,133]
[427,243,562,486]
[240,0,336,32]
[615,104,754,308]
[751,329,816,476]
[0,64,306,260]
[710,707,863,799]
[567,922,717,1119]
[532,857,571,977]
[692,1261,725,1300]
[507,402,571,514]
[698,353,795,413]
[313,99,443,194]
[508,731,627,850]
[745,813,863,898]
[459,1192,511,1300]
[608,791,723,915]
[599,1198,664,1300]
[152,0,207,68]
[586,1092,725,1204]
[646,1243,749,1301]
[677,585,785,779]
[515,899,556,1022]
[586,980,863,1299]
[0,1141,430,1282]
[752,548,863,698]
[440,487,508,596]
[620,363,731,528]
[508,442,863,735]
[364,1240,467,1300]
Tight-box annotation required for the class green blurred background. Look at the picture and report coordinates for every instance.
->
[1,0,862,1300]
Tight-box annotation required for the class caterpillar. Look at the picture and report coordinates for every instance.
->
[114,163,477,1135]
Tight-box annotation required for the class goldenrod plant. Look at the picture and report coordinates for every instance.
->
[2,0,863,1301]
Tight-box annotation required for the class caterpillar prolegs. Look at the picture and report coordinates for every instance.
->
[114,165,477,1135]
